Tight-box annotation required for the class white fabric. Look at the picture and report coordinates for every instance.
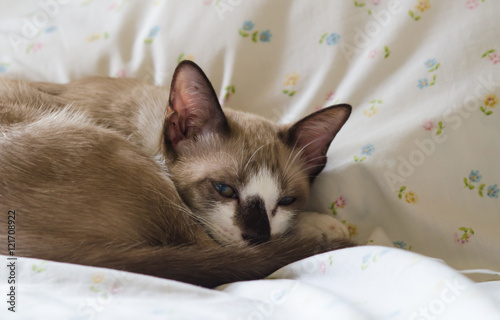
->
[2,247,500,319]
[1,0,500,317]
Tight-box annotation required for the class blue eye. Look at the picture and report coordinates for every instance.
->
[211,182,237,199]
[278,196,296,206]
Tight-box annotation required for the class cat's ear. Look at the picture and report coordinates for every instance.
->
[281,104,351,181]
[164,60,229,150]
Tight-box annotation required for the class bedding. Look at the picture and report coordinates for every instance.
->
[2,246,500,319]
[1,0,499,318]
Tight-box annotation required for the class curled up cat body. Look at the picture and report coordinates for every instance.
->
[0,61,354,288]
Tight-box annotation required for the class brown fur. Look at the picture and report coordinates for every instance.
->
[0,61,354,287]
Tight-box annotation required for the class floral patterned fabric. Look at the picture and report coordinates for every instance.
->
[1,247,500,319]
[1,0,499,317]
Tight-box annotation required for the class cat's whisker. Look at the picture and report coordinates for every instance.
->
[283,138,299,178]
[283,137,323,181]
[243,142,273,173]
[285,155,327,182]
[220,151,239,176]
[240,140,245,170]
[302,154,327,165]
[284,163,329,186]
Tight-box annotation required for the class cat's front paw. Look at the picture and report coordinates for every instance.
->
[295,212,349,241]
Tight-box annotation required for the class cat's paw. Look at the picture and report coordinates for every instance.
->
[295,212,349,241]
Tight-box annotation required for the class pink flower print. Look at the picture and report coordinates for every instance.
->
[330,196,346,215]
[115,68,127,78]
[454,232,470,244]
[465,0,479,10]
[319,262,326,274]
[455,227,474,245]
[32,43,43,53]
[489,53,500,65]
[371,0,380,5]
[110,284,124,294]
[422,120,434,131]
[325,91,336,101]
[368,49,378,58]
[335,196,346,208]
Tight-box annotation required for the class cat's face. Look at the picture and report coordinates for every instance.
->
[169,110,311,244]
[163,61,351,245]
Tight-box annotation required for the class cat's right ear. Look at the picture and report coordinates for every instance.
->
[164,61,229,151]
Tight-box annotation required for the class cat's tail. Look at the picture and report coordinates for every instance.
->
[20,236,356,288]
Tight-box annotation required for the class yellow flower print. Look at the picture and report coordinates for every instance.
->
[405,191,418,204]
[86,33,101,42]
[363,99,382,117]
[364,106,378,117]
[398,186,418,204]
[347,223,357,237]
[283,72,300,96]
[484,94,498,108]
[177,53,195,64]
[284,72,300,86]
[415,0,431,12]
[480,94,498,115]
[342,220,357,237]
[92,273,105,284]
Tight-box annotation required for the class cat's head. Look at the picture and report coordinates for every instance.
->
[163,61,351,245]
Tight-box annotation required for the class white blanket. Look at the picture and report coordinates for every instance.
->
[1,246,500,319]
[1,0,499,318]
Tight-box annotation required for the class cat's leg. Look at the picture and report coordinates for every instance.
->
[295,212,350,241]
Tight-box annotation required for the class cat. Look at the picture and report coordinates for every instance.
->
[0,61,354,287]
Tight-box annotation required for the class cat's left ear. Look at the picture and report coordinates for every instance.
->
[165,60,229,150]
[281,104,351,181]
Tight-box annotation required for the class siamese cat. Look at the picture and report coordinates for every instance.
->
[0,61,354,288]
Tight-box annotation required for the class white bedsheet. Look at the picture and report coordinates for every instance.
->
[2,246,500,319]
[1,0,500,318]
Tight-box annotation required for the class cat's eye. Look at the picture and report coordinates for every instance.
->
[211,182,237,199]
[278,196,296,206]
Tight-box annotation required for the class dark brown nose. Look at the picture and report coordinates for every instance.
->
[238,196,271,245]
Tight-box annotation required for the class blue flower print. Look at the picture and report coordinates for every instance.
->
[487,184,499,198]
[326,33,340,45]
[424,58,437,69]
[45,26,57,33]
[149,25,160,38]
[0,63,9,73]
[417,78,429,89]
[361,144,375,156]
[259,30,272,42]
[469,170,482,183]
[393,241,408,249]
[362,253,371,264]
[242,20,254,31]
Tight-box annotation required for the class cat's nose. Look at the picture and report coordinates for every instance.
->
[238,196,271,245]
[242,231,270,245]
